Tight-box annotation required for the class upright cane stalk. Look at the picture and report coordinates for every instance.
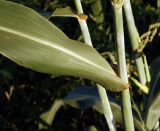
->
[123,1,158,129]
[123,0,147,85]
[111,0,135,130]
[74,0,116,130]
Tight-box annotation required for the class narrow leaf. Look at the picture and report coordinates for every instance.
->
[130,76,149,94]
[0,0,128,91]
[145,57,160,130]
[39,100,64,129]
[38,86,144,130]
[84,126,98,131]
[157,0,160,8]
[50,6,88,20]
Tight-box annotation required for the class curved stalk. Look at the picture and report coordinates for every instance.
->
[111,1,135,130]
[74,0,116,130]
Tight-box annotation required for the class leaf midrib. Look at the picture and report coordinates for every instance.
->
[0,26,115,76]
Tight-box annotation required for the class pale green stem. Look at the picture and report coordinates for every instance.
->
[142,54,151,85]
[123,1,157,129]
[74,0,92,46]
[74,0,116,130]
[112,3,135,131]
[123,0,147,85]
[97,84,116,131]
[77,20,92,46]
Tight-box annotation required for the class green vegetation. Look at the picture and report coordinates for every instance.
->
[0,0,160,131]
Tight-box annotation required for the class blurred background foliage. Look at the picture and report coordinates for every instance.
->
[0,0,160,130]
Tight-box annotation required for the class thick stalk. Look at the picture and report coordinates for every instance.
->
[74,0,116,130]
[123,1,157,129]
[112,1,135,130]
[123,0,147,85]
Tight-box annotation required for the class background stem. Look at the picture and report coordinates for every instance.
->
[74,0,116,130]
[113,3,135,131]
[123,0,147,85]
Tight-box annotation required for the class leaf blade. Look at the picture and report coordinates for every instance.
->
[145,57,160,130]
[39,100,64,129]
[50,6,88,20]
[0,0,128,91]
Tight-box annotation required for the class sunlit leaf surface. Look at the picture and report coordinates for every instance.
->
[0,0,128,91]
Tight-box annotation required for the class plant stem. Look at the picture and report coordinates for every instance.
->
[97,84,116,131]
[112,1,135,130]
[74,0,92,46]
[130,77,149,94]
[123,0,147,85]
[74,0,116,130]
[123,1,154,129]
[142,54,151,85]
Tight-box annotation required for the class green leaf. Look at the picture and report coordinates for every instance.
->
[39,100,64,129]
[0,69,13,79]
[157,0,160,8]
[145,57,160,130]
[39,86,144,130]
[64,86,144,130]
[84,126,98,131]
[90,0,104,30]
[50,6,88,20]
[0,0,128,91]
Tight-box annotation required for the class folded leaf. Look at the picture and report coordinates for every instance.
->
[63,86,144,130]
[145,57,160,130]
[39,100,64,129]
[0,0,128,91]
[39,86,144,130]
